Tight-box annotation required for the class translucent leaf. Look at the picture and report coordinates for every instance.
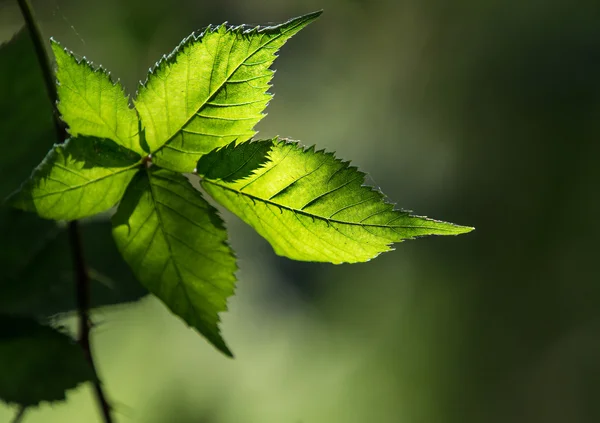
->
[0,315,94,406]
[112,169,237,356]
[0,211,148,318]
[135,11,322,172]
[7,137,142,221]
[50,41,144,154]
[199,139,474,264]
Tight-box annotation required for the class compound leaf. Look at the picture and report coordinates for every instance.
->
[199,139,474,264]
[51,41,144,155]
[135,11,321,172]
[7,137,142,221]
[112,168,237,356]
[0,315,94,406]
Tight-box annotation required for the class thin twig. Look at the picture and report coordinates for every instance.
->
[15,0,65,141]
[11,406,26,423]
[15,1,114,422]
[68,222,114,423]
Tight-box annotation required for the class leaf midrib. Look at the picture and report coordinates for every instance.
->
[202,179,457,232]
[145,170,209,330]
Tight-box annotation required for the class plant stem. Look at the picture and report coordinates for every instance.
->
[15,0,65,142]
[11,407,26,423]
[68,222,114,423]
[15,1,114,422]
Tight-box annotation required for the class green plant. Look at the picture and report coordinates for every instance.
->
[0,3,472,422]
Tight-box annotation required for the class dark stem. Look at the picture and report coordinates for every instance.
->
[11,407,26,423]
[15,1,114,422]
[16,0,65,142]
[68,222,114,423]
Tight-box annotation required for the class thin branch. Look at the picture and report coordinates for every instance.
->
[15,1,114,423]
[15,0,65,142]
[68,222,114,423]
[11,406,26,423]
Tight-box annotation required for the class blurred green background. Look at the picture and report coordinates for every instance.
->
[1,0,600,422]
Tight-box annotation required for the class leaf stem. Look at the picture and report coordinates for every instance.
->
[15,0,66,142]
[11,406,26,423]
[68,222,114,423]
[15,1,114,422]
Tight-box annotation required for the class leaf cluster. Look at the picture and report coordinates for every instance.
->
[0,10,472,409]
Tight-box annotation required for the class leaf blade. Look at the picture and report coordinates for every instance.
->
[51,41,143,154]
[112,168,237,356]
[7,137,141,221]
[200,139,473,264]
[135,11,322,172]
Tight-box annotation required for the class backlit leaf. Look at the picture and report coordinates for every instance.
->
[51,41,144,154]
[8,137,142,221]
[199,139,474,264]
[112,168,237,355]
[135,11,321,172]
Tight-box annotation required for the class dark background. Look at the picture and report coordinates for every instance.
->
[1,0,599,422]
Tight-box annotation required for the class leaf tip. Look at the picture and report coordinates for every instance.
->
[49,38,66,57]
[219,343,235,358]
[429,218,474,235]
[301,10,323,27]
[410,215,475,237]
[455,224,475,234]
[299,10,324,21]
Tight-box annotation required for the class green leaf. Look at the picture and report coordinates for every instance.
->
[0,315,94,406]
[7,137,142,221]
[112,168,237,356]
[0,211,148,318]
[199,139,474,264]
[0,28,55,200]
[135,11,322,172]
[50,41,144,154]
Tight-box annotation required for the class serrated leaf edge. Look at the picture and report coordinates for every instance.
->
[200,137,474,240]
[135,11,322,97]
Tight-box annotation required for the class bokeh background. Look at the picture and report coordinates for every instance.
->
[1,0,600,422]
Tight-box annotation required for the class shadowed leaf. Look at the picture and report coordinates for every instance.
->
[0,211,148,317]
[0,315,94,406]
[196,139,273,182]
